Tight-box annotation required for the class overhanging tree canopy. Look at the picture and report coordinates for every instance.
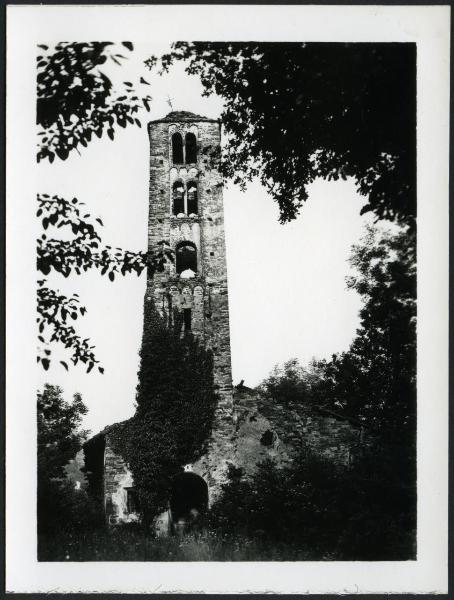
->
[156,42,416,229]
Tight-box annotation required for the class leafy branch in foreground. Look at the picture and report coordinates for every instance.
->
[36,194,172,372]
[37,282,100,373]
[37,42,153,163]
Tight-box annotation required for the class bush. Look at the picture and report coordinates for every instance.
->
[38,479,104,560]
[37,384,102,557]
[209,444,416,560]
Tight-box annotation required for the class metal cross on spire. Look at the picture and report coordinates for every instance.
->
[166,95,175,111]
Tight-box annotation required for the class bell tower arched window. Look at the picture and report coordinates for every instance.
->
[172,132,184,164]
[176,241,197,276]
[185,132,197,164]
[187,180,198,216]
[172,180,185,216]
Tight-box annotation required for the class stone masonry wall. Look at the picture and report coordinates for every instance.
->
[103,428,139,525]
[234,386,364,473]
[145,115,235,503]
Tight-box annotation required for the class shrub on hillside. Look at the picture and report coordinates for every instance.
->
[38,479,102,536]
[209,445,415,560]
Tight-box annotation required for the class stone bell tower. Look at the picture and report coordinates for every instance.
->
[145,110,235,503]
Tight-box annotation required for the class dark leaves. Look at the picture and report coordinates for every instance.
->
[37,42,152,162]
[37,384,88,481]
[36,194,172,372]
[314,225,416,438]
[125,303,217,519]
[157,42,416,230]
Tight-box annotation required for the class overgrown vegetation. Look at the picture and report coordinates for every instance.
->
[38,525,312,562]
[209,445,415,561]
[118,302,217,521]
[40,440,414,561]
[37,385,101,559]
[38,225,416,561]
[314,224,416,443]
[220,224,416,559]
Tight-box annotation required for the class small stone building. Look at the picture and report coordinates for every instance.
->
[83,110,364,532]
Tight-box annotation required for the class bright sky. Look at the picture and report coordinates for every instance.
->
[37,44,370,435]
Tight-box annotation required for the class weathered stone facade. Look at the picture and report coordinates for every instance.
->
[234,384,366,472]
[145,111,235,502]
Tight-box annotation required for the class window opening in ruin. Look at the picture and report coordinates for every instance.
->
[260,430,275,446]
[172,132,184,164]
[183,308,192,332]
[172,180,185,216]
[185,132,197,164]
[187,180,198,215]
[176,241,197,276]
[170,472,208,528]
[125,487,140,513]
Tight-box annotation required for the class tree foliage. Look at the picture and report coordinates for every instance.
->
[37,384,102,541]
[315,225,416,439]
[120,302,217,521]
[156,42,416,229]
[260,358,323,409]
[210,446,415,560]
[37,384,88,478]
[36,42,162,372]
[37,42,152,162]
[261,226,416,439]
[237,226,416,558]
[37,194,171,372]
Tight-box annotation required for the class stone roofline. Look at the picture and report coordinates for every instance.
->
[83,418,132,449]
[148,110,220,125]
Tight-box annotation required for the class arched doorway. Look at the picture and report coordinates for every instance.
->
[170,472,208,531]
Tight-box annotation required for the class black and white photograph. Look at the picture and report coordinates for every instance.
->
[5,4,449,594]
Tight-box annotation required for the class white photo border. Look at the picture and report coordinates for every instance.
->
[5,4,450,594]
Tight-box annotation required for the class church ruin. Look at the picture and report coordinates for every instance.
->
[83,111,364,532]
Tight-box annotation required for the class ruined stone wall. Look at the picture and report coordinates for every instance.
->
[234,387,364,473]
[83,389,366,526]
[103,428,139,525]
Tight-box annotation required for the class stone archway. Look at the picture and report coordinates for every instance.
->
[170,472,208,533]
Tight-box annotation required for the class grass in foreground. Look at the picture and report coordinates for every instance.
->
[38,526,315,562]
